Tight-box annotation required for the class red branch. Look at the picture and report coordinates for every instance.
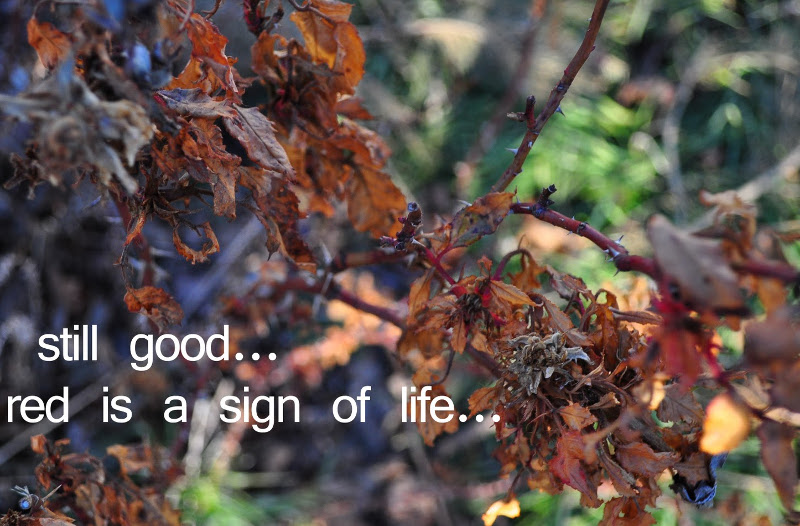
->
[491,0,611,193]
[328,249,409,274]
[279,276,406,329]
[731,260,800,284]
[511,199,658,278]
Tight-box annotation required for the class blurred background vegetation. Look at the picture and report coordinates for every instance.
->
[1,0,799,524]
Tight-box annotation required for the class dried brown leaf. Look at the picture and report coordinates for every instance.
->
[647,214,745,312]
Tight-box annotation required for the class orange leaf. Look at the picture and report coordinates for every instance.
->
[450,317,468,353]
[481,498,520,526]
[488,280,535,307]
[172,222,220,264]
[346,166,407,237]
[27,17,70,69]
[124,286,184,330]
[559,403,598,430]
[290,2,365,95]
[468,386,498,418]
[700,393,750,454]
[408,268,435,317]
[184,14,238,95]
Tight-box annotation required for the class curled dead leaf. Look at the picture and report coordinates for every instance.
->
[124,286,184,330]
[647,214,745,312]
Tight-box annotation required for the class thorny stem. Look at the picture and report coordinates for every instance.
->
[490,0,611,193]
[511,198,659,279]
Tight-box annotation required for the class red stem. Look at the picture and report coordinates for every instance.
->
[731,260,800,284]
[511,202,659,278]
[420,246,457,286]
[279,276,406,329]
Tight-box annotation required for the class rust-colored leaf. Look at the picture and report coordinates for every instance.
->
[758,420,799,513]
[450,316,468,353]
[647,214,745,312]
[347,166,407,237]
[559,403,598,430]
[700,393,750,454]
[411,370,459,445]
[656,383,704,425]
[124,286,184,330]
[600,498,656,526]
[615,442,679,477]
[291,1,365,95]
[184,14,238,94]
[408,268,435,317]
[540,296,592,347]
[223,106,294,177]
[27,17,71,69]
[468,385,498,418]
[172,222,220,265]
[549,430,600,507]
[488,280,535,308]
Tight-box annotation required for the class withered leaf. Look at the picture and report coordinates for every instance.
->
[155,88,236,119]
[468,385,498,418]
[540,296,592,347]
[600,498,656,526]
[744,307,800,367]
[758,420,799,513]
[673,452,713,487]
[488,280,535,308]
[408,268,436,317]
[442,193,514,250]
[615,442,679,477]
[172,222,220,265]
[647,214,745,312]
[223,106,294,177]
[185,14,238,94]
[27,17,71,69]
[559,403,598,430]
[549,431,601,507]
[411,370,459,446]
[347,166,407,237]
[599,448,639,498]
[124,286,184,330]
[290,1,365,95]
[656,383,704,425]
